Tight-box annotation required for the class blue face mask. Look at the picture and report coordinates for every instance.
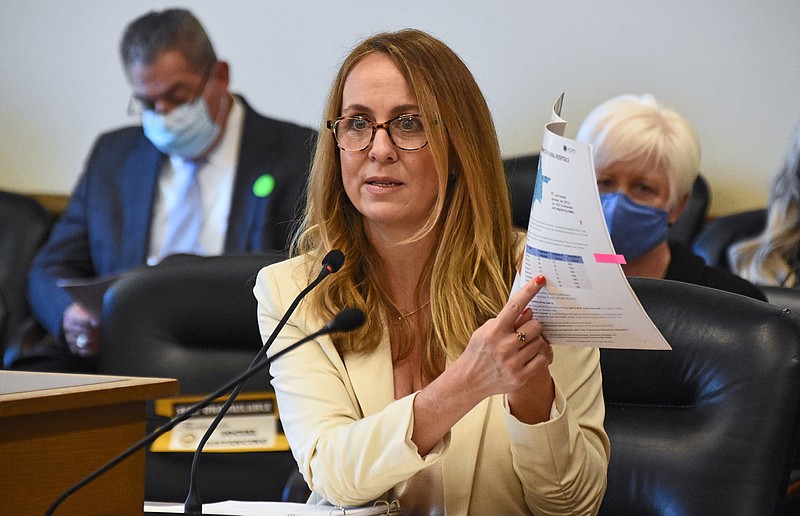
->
[141,98,220,159]
[600,192,669,261]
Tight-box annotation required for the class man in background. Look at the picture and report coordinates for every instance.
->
[8,8,315,372]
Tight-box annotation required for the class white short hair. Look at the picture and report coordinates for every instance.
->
[575,93,701,208]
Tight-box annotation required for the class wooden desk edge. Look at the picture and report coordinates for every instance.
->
[0,374,178,418]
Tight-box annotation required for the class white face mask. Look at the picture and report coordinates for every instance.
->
[141,97,220,159]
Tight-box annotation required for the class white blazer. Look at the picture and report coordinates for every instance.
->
[254,256,610,515]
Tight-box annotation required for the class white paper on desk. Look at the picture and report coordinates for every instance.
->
[56,274,121,318]
[144,500,401,515]
[511,94,670,350]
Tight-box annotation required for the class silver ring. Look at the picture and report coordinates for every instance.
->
[76,334,89,349]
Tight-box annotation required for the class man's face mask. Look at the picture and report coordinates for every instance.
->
[600,191,669,261]
[141,97,220,159]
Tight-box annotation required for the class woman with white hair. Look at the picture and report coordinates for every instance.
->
[576,94,764,299]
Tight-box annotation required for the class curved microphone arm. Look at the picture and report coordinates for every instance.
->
[46,305,363,516]
[184,251,344,512]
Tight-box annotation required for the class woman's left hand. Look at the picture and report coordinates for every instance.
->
[455,275,553,400]
[506,302,555,424]
[411,274,554,453]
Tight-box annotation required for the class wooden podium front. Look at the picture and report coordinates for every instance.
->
[0,370,178,515]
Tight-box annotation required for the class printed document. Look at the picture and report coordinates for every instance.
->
[56,274,121,318]
[511,94,670,350]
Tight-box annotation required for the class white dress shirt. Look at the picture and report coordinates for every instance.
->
[147,97,244,265]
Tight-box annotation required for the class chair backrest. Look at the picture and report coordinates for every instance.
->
[0,191,52,357]
[600,277,800,516]
[668,174,711,246]
[502,154,711,245]
[503,154,540,230]
[692,208,767,269]
[762,286,800,317]
[761,284,800,509]
[98,252,301,503]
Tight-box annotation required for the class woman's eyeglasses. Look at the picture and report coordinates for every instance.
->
[326,114,428,152]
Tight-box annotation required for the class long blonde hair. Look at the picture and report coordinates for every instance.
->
[293,29,519,380]
[729,119,800,286]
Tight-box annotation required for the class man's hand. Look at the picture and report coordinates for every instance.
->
[63,302,100,357]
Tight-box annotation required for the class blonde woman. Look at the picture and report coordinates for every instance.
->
[729,119,800,286]
[254,30,609,514]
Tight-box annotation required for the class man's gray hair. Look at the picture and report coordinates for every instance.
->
[120,8,216,74]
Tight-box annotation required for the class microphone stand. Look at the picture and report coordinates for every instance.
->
[184,249,344,514]
[183,260,339,512]
[45,305,362,516]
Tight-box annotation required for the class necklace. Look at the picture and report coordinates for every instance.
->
[393,300,430,324]
[401,300,430,318]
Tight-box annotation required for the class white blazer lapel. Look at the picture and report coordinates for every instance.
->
[343,328,490,514]
[342,332,395,417]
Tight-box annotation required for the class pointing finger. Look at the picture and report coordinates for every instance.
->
[497,274,546,327]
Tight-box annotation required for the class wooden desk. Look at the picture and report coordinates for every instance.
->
[0,370,178,515]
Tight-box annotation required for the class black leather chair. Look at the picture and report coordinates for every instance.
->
[762,286,800,316]
[98,252,305,503]
[692,229,800,514]
[692,208,767,269]
[600,278,800,516]
[503,154,540,230]
[502,154,711,246]
[0,191,52,365]
[760,285,800,512]
[669,173,711,247]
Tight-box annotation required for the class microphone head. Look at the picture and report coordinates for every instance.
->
[322,249,345,274]
[324,307,366,334]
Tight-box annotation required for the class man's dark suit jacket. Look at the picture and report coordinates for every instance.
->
[28,96,316,338]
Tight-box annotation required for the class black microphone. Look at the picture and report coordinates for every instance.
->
[184,249,344,512]
[322,307,365,332]
[45,307,364,516]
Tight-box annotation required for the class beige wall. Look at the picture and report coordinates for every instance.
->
[1,1,799,216]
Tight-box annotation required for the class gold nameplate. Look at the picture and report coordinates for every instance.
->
[151,392,290,453]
